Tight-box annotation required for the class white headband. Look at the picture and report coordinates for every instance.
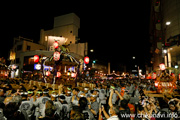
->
[51,94,58,97]
[43,91,49,94]
[84,88,89,90]
[67,91,71,94]
[91,94,97,97]
[20,92,28,95]
[168,99,175,105]
[80,95,85,97]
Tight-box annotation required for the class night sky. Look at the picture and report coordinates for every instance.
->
[1,1,151,73]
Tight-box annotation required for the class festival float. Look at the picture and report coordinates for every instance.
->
[155,63,177,94]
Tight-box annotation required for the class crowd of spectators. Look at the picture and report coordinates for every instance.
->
[0,78,179,120]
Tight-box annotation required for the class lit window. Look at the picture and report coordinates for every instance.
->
[45,36,48,41]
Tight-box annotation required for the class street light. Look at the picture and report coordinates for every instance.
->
[166,21,171,26]
[175,65,178,69]
[163,49,167,54]
[90,49,94,52]
[132,56,135,59]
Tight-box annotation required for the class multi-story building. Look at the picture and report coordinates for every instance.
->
[149,0,180,72]
[40,13,80,46]
[39,13,87,57]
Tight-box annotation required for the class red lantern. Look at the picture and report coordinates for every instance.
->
[57,72,61,77]
[152,72,156,79]
[71,73,76,78]
[84,56,90,64]
[171,73,175,77]
[159,63,165,70]
[155,81,159,87]
[53,52,60,61]
[34,55,39,63]
[46,71,50,76]
[54,41,59,49]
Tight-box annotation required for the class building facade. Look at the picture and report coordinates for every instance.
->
[39,13,87,57]
[149,0,180,72]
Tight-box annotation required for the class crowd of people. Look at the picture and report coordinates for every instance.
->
[0,78,179,120]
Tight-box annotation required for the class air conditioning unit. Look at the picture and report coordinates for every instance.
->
[49,46,54,51]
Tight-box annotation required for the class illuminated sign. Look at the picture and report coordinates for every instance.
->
[44,65,53,71]
[34,64,41,70]
[34,64,53,71]
[68,67,75,72]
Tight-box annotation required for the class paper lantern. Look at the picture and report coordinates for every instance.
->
[71,73,76,78]
[53,52,60,61]
[34,55,39,63]
[84,56,89,64]
[54,41,59,49]
[152,72,156,79]
[159,63,165,70]
[155,81,159,87]
[57,72,61,77]
[46,71,50,76]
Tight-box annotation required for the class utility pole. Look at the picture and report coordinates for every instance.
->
[108,62,110,74]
